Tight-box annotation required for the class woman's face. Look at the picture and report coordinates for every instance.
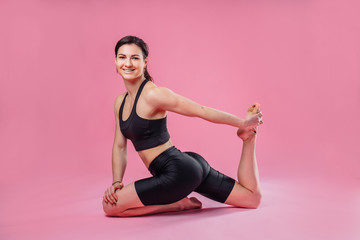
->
[115,44,148,81]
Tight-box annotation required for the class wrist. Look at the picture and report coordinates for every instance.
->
[112,180,122,186]
[238,118,247,129]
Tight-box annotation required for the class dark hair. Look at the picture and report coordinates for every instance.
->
[114,35,153,82]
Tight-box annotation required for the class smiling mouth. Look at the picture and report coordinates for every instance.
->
[123,69,135,72]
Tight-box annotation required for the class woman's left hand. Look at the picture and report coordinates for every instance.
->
[245,112,263,129]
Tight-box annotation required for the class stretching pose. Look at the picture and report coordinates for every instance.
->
[102,35,263,217]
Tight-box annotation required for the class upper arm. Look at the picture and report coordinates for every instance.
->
[147,87,206,118]
[113,95,127,149]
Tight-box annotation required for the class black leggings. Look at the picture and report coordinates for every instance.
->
[134,146,236,205]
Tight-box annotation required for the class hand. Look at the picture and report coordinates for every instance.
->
[103,182,123,205]
[245,112,263,129]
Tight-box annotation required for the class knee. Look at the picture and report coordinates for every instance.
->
[226,187,262,209]
[235,191,261,209]
[248,191,262,209]
[102,199,115,216]
[102,199,125,217]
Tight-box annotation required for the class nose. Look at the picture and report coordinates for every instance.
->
[124,58,133,67]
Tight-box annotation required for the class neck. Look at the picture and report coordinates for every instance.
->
[123,77,146,98]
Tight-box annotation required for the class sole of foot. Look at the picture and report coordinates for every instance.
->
[237,103,261,141]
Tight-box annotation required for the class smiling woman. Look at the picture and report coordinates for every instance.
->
[102,35,264,217]
[114,36,153,82]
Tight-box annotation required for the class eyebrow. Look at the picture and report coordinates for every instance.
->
[118,53,140,57]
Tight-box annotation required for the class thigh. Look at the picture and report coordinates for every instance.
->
[195,166,236,203]
[102,183,144,216]
[185,151,236,203]
[135,152,204,206]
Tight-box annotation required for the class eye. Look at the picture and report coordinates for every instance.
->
[118,56,125,59]
[132,57,139,60]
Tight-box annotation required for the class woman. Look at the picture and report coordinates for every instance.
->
[102,35,263,217]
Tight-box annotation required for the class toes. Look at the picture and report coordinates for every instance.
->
[247,105,255,113]
[189,197,200,204]
[248,103,261,114]
[253,103,261,113]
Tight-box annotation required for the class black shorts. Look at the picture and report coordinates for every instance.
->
[134,146,236,205]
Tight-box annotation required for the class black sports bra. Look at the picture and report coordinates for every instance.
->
[119,79,170,151]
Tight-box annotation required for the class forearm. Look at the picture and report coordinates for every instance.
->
[200,106,246,128]
[112,146,127,182]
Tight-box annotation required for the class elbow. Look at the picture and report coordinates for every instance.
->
[113,144,127,155]
[116,144,126,151]
[113,141,126,151]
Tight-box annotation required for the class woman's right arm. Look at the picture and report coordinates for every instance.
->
[104,95,127,205]
[112,95,127,183]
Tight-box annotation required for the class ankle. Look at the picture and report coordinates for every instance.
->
[243,135,256,144]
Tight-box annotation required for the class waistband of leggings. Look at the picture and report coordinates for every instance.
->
[148,146,179,174]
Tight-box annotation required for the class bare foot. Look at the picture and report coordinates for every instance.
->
[237,103,261,141]
[177,197,202,211]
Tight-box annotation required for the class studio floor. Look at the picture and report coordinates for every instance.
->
[1,175,358,240]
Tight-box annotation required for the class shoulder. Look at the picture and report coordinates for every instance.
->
[114,92,127,113]
[143,82,175,102]
[142,82,179,110]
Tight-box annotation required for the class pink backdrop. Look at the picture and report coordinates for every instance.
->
[1,0,359,239]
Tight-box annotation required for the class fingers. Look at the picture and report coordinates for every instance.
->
[256,112,263,125]
[103,182,125,206]
[111,185,120,202]
[103,187,120,206]
[108,188,117,205]
[244,105,263,131]
[103,192,110,204]
[104,189,113,204]
[104,194,116,206]
[112,182,124,201]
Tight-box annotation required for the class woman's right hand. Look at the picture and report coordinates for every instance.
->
[103,182,124,205]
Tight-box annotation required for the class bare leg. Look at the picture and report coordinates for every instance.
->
[102,183,202,217]
[237,135,260,192]
[236,103,261,191]
[224,104,262,208]
[116,197,202,217]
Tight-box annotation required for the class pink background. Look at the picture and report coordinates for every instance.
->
[1,0,359,239]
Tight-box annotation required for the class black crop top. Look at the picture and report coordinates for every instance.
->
[119,79,170,151]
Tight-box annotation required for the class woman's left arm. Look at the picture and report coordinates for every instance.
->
[147,87,259,129]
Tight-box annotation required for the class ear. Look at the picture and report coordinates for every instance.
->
[144,57,148,66]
